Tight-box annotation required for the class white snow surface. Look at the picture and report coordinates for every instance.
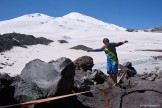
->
[0,12,162,76]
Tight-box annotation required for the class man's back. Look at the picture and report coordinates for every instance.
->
[104,42,124,60]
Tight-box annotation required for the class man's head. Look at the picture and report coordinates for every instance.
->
[103,38,109,45]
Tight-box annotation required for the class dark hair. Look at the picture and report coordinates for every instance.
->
[103,38,109,43]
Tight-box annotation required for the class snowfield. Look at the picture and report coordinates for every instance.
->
[0,12,162,76]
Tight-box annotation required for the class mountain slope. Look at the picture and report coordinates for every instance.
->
[0,12,126,39]
[63,12,126,31]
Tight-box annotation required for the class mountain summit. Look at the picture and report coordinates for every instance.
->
[63,12,126,31]
[0,12,126,38]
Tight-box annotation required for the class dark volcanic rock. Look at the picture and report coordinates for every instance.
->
[73,80,91,92]
[73,56,108,93]
[150,27,162,33]
[70,45,92,51]
[73,68,108,92]
[13,57,75,107]
[141,72,158,81]
[1,55,162,108]
[122,62,137,78]
[126,29,135,32]
[58,40,68,43]
[126,29,138,32]
[139,49,162,52]
[75,73,162,108]
[117,78,162,108]
[0,33,53,52]
[74,56,94,71]
[90,69,107,84]
[0,73,12,87]
[126,27,162,33]
[12,78,43,103]
[0,73,16,107]
[152,55,162,60]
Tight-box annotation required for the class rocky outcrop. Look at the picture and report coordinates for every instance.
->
[74,56,94,71]
[73,69,108,92]
[74,71,162,108]
[0,33,53,52]
[122,62,137,78]
[150,27,162,33]
[126,27,162,33]
[12,57,75,108]
[1,56,162,108]
[12,78,43,104]
[140,71,161,81]
[108,74,162,108]
[58,40,68,43]
[0,73,16,106]
[70,45,92,51]
[152,55,162,60]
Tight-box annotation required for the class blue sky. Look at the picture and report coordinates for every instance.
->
[0,0,162,29]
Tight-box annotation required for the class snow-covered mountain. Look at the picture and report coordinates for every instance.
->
[1,12,162,76]
[63,12,126,31]
[0,12,126,39]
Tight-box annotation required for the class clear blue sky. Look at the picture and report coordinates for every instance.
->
[0,0,162,29]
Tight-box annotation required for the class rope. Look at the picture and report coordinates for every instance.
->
[0,90,94,108]
[0,70,127,108]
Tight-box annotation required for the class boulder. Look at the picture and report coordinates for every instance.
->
[73,80,91,92]
[74,56,94,71]
[117,78,162,108]
[157,71,162,80]
[70,45,92,51]
[12,78,43,103]
[89,69,107,84]
[0,33,53,52]
[73,69,107,92]
[0,73,12,87]
[58,40,68,43]
[123,62,132,68]
[141,72,158,81]
[0,73,16,106]
[122,62,137,78]
[13,57,75,106]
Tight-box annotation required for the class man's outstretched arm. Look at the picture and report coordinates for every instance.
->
[114,40,128,47]
[87,46,105,52]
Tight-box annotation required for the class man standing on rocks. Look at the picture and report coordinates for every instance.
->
[87,38,128,85]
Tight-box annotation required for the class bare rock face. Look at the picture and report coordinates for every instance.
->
[58,40,68,43]
[114,77,162,108]
[70,45,92,51]
[0,33,53,52]
[73,69,108,92]
[13,57,75,107]
[74,56,94,71]
[12,78,43,104]
[0,73,16,106]
[1,55,162,108]
[119,62,137,79]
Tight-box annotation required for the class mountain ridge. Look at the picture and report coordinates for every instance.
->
[0,12,126,33]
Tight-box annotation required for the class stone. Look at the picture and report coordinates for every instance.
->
[58,40,68,43]
[0,73,16,106]
[13,57,75,107]
[0,33,53,52]
[12,79,43,103]
[90,69,107,84]
[70,45,92,51]
[74,56,94,71]
[122,62,137,78]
